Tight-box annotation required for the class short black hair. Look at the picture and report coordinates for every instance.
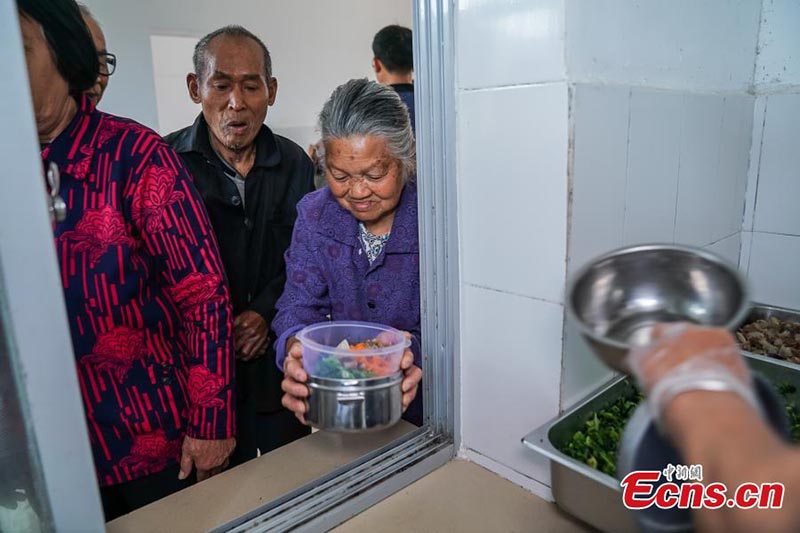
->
[193,25,272,81]
[372,25,413,74]
[17,0,99,98]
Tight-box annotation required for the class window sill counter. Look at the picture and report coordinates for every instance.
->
[107,421,417,532]
[334,459,591,533]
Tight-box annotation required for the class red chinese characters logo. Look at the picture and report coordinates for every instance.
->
[187,366,225,410]
[119,430,182,477]
[132,164,185,233]
[60,205,134,265]
[81,327,147,381]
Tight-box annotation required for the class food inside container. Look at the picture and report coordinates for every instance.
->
[737,315,800,364]
[314,338,398,379]
[558,383,643,476]
[557,377,800,476]
[296,321,410,432]
[298,321,409,380]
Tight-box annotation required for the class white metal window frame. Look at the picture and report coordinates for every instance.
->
[0,2,106,531]
[1,0,457,529]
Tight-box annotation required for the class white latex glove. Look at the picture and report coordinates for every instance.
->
[626,323,760,422]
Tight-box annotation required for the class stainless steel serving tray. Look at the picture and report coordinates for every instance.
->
[739,302,800,368]
[522,354,800,533]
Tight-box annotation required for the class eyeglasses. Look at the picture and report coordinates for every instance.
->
[98,52,116,76]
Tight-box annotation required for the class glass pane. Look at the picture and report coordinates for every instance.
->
[44,2,442,529]
[0,288,51,532]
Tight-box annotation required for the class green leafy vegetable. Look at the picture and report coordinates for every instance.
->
[776,382,800,442]
[557,384,643,477]
[558,379,800,478]
[315,355,374,379]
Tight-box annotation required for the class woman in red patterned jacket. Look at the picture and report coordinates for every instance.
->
[17,0,236,520]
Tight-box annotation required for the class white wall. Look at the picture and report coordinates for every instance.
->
[149,35,202,138]
[82,0,412,147]
[562,1,760,407]
[455,0,764,497]
[456,0,568,497]
[741,0,800,310]
[566,0,761,92]
[754,0,800,90]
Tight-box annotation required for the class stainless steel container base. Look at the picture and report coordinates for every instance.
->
[306,371,403,433]
[524,376,638,532]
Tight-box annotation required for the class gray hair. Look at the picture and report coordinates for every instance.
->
[318,78,415,180]
[193,25,272,81]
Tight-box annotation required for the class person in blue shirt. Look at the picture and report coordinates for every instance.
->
[308,25,416,190]
[372,25,415,133]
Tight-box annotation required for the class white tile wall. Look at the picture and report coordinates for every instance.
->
[457,0,566,89]
[568,84,629,273]
[622,89,682,245]
[743,97,768,232]
[754,0,800,90]
[753,94,800,236]
[565,87,753,407]
[674,94,753,247]
[562,83,629,409]
[740,0,800,307]
[747,232,800,309]
[673,94,723,246]
[458,83,569,303]
[717,95,754,238]
[456,1,572,490]
[740,230,754,274]
[566,0,760,91]
[704,232,742,268]
[742,94,800,311]
[461,285,563,483]
[561,316,615,409]
[457,0,768,493]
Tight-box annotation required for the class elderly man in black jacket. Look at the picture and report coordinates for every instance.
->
[165,25,314,465]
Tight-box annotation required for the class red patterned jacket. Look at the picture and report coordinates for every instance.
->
[44,96,235,487]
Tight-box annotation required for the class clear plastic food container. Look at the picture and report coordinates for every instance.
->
[297,321,410,380]
[296,321,411,432]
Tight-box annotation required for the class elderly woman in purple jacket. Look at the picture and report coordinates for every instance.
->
[273,79,423,425]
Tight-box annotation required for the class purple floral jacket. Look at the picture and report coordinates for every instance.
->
[272,183,422,423]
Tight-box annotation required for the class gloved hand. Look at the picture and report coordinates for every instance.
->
[626,323,760,422]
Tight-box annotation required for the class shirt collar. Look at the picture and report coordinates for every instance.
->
[390,83,414,93]
[172,113,282,170]
[42,94,96,162]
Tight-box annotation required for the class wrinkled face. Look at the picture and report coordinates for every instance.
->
[325,136,404,229]
[189,35,276,153]
[83,15,108,105]
[19,13,72,139]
